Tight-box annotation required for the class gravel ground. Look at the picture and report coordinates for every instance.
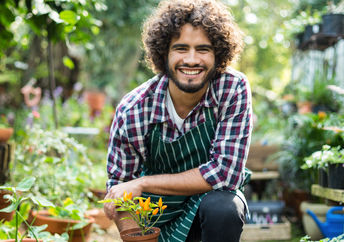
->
[89,224,122,242]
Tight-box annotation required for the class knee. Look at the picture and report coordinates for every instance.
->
[199,191,245,226]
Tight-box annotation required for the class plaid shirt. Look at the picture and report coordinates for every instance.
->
[106,67,252,191]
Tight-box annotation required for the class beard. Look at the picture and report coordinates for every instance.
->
[165,62,216,93]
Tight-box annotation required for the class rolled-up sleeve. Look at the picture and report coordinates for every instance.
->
[199,76,252,191]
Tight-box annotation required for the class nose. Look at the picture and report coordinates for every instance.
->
[183,49,200,66]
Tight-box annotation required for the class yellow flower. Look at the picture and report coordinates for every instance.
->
[162,205,167,210]
[152,208,159,215]
[158,197,163,208]
[63,197,73,206]
[48,207,58,217]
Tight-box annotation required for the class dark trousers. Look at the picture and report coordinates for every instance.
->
[186,190,246,242]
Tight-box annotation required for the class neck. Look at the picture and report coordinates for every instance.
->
[168,81,208,119]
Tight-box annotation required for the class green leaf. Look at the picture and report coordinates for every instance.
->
[60,10,79,25]
[120,217,132,221]
[64,25,76,33]
[91,26,99,35]
[70,221,88,230]
[63,56,75,70]
[30,195,55,208]
[16,177,36,192]
[0,202,16,213]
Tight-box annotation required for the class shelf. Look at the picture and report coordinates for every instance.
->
[311,184,344,203]
[251,171,279,180]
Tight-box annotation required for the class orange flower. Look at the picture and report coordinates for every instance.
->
[152,208,159,215]
[318,111,327,120]
[136,210,140,215]
[158,197,163,207]
[127,192,133,200]
[139,198,144,208]
[144,197,151,211]
[123,191,128,201]
[162,205,167,210]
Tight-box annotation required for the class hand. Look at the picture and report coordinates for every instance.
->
[103,178,144,220]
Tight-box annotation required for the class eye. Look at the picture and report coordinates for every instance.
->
[198,48,211,53]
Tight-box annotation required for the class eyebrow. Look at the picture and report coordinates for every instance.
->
[170,44,213,50]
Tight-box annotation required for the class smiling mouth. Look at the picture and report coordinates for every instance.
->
[178,68,203,76]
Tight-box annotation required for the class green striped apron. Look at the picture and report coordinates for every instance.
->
[143,107,249,242]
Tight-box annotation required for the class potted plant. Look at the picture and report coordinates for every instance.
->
[99,191,167,242]
[29,197,94,242]
[0,176,69,242]
[303,145,344,190]
[0,115,13,144]
[322,1,344,36]
[302,144,330,187]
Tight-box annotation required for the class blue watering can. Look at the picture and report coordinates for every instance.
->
[307,206,344,239]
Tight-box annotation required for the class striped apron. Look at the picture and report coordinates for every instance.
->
[142,107,249,242]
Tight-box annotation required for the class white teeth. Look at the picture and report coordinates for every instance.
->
[180,69,202,75]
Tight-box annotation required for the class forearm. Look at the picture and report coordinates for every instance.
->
[139,167,212,196]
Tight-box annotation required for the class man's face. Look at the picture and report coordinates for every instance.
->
[166,23,216,93]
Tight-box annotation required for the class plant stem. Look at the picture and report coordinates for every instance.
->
[17,212,39,241]
[15,211,18,242]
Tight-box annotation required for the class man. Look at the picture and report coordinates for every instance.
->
[104,0,252,241]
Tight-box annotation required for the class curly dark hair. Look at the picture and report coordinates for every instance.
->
[142,0,244,74]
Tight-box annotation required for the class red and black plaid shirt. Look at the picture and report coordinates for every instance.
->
[107,67,252,192]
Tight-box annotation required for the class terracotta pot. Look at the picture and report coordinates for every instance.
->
[0,189,14,222]
[0,128,13,143]
[297,101,312,114]
[84,91,106,116]
[120,227,160,242]
[2,239,43,242]
[29,210,94,242]
[85,208,112,230]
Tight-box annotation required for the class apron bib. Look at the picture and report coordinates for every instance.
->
[143,107,249,242]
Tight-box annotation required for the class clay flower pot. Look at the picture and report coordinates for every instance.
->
[0,189,14,221]
[120,227,160,242]
[29,210,94,242]
[84,91,106,116]
[0,128,13,143]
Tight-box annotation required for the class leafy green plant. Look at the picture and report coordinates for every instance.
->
[300,233,344,242]
[0,176,62,241]
[99,191,167,235]
[47,197,89,231]
[276,112,344,191]
[302,145,344,170]
[12,126,94,208]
